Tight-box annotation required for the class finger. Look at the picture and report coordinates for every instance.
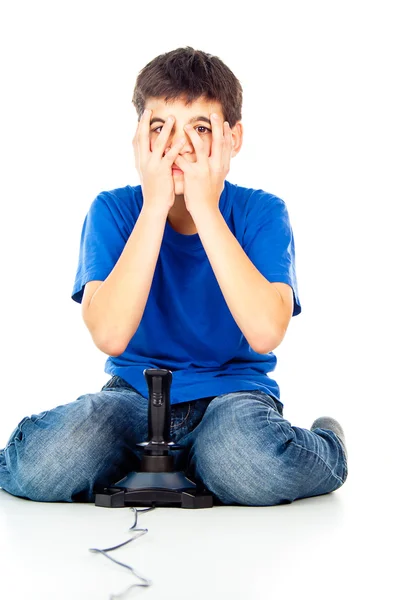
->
[184,123,206,161]
[132,124,140,166]
[137,108,152,163]
[163,137,187,165]
[152,116,176,159]
[209,113,224,163]
[173,154,189,172]
[132,112,142,145]
[223,121,233,168]
[132,112,147,169]
[132,117,142,169]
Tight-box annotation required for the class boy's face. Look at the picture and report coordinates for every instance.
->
[144,95,242,195]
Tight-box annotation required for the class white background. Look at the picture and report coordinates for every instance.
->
[0,1,399,597]
[1,0,399,438]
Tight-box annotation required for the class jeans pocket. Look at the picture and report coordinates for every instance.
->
[171,403,191,430]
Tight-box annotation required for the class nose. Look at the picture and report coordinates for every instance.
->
[164,124,193,154]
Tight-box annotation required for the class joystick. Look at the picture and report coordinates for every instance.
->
[95,369,213,508]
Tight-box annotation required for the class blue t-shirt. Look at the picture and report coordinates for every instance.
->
[71,179,301,407]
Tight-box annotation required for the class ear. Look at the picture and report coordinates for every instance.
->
[230,121,243,158]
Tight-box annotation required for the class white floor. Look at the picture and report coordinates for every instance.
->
[0,462,396,600]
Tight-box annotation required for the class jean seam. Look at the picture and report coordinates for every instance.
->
[290,440,346,485]
[251,390,282,415]
[336,437,348,479]
[264,408,345,484]
[3,439,16,452]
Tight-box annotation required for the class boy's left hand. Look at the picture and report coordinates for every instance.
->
[173,114,233,218]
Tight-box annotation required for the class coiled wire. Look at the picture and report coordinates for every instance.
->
[89,505,157,598]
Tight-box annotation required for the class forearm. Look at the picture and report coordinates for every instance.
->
[194,208,283,354]
[86,205,167,356]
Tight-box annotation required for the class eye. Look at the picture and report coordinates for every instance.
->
[195,126,211,134]
[150,125,211,134]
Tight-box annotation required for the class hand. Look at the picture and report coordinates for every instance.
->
[173,113,233,218]
[132,109,186,215]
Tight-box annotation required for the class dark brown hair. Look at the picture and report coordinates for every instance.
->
[132,46,243,128]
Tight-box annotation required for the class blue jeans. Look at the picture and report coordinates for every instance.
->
[0,376,348,505]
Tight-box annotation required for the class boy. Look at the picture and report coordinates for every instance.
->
[0,47,348,505]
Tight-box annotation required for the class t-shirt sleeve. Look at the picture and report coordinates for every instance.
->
[71,191,128,304]
[244,194,302,316]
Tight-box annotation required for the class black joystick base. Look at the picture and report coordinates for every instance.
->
[95,369,213,509]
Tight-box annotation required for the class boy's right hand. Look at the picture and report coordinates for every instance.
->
[133,108,186,216]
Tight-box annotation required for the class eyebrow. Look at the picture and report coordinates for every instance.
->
[149,115,212,126]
